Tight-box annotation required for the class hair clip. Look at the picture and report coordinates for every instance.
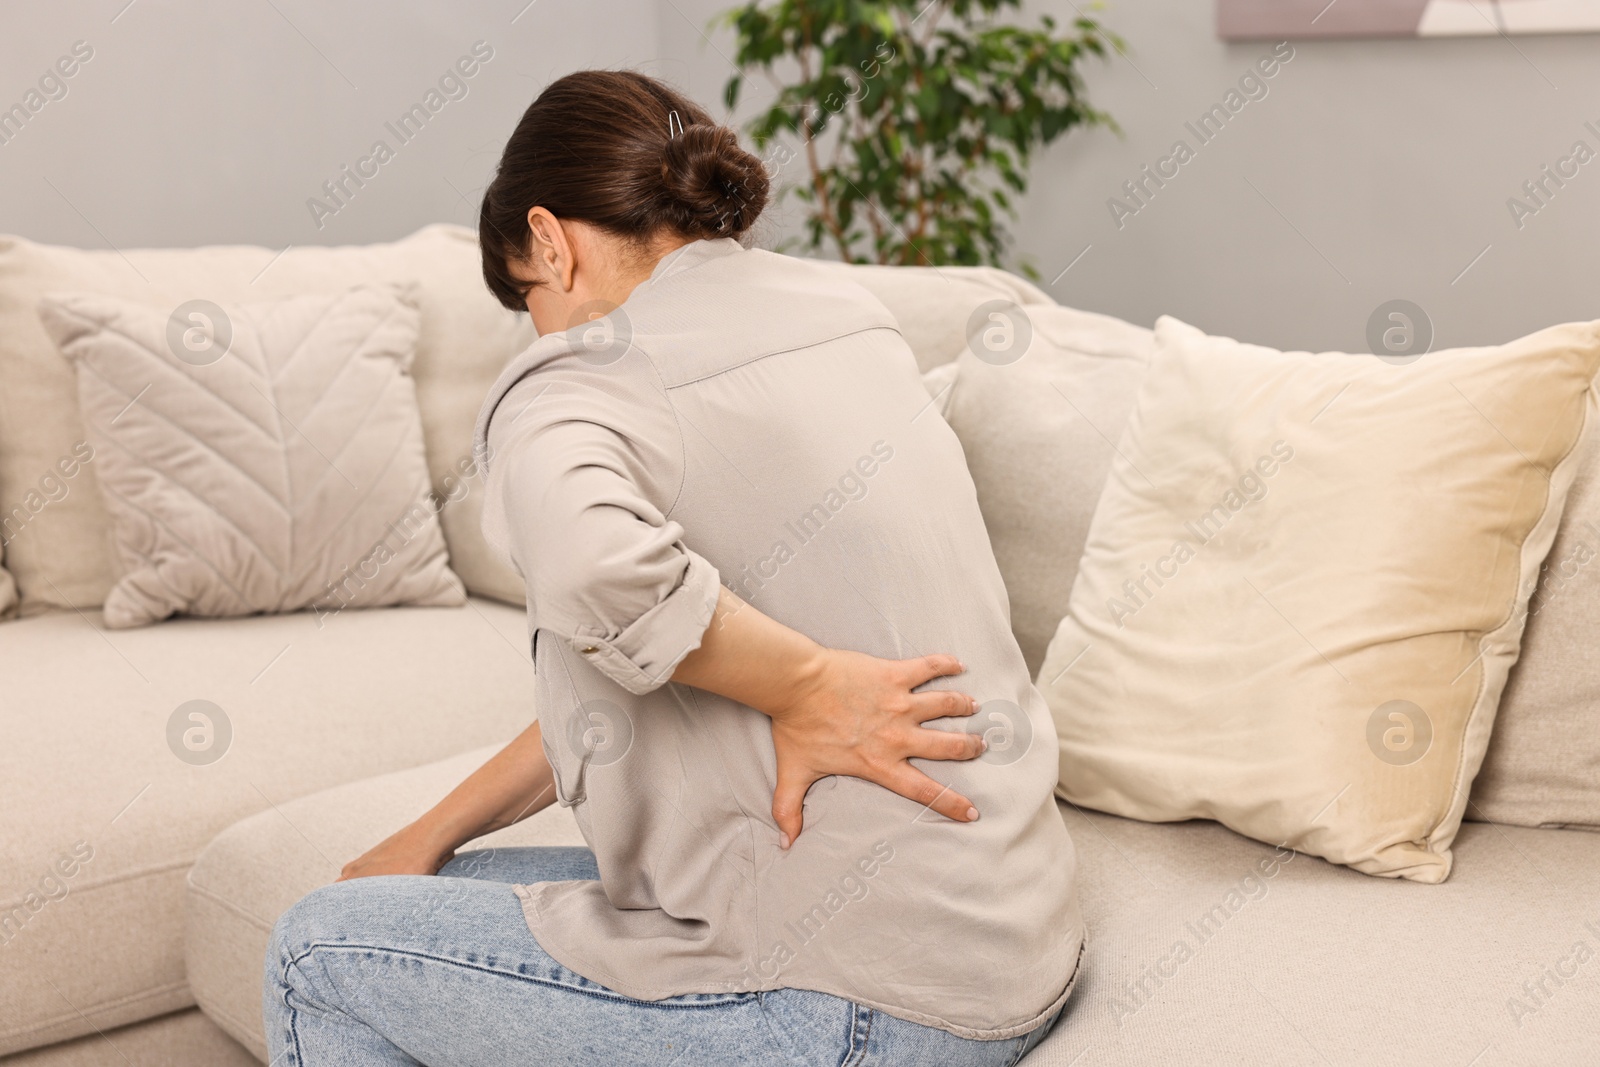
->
[668,110,684,139]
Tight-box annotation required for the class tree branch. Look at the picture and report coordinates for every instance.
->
[796,9,854,261]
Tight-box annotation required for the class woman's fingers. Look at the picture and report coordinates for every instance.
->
[907,688,979,724]
[900,653,965,689]
[766,651,982,844]
[771,755,820,850]
[903,725,986,762]
[876,762,980,823]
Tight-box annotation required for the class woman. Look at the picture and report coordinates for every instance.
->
[264,70,1083,1066]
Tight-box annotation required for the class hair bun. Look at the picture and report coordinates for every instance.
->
[657,124,770,240]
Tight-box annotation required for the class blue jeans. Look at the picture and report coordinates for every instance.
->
[264,846,1062,1066]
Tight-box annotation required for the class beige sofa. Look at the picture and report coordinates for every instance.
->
[2,228,1595,1066]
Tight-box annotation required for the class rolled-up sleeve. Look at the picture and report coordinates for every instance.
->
[483,378,720,695]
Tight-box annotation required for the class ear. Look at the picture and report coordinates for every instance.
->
[526,207,578,292]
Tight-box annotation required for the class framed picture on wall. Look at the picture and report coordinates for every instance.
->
[1218,0,1600,40]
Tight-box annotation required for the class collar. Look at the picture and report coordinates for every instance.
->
[642,237,744,288]
[473,238,748,472]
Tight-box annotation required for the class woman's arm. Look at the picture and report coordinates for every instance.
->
[336,721,557,881]
[672,586,985,848]
[339,583,985,878]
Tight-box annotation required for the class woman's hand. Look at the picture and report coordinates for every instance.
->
[337,823,456,881]
[671,588,987,848]
[337,720,560,881]
[767,650,984,847]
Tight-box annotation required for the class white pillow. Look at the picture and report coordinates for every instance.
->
[37,285,463,628]
[1040,315,1600,882]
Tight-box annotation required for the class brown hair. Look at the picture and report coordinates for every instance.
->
[479,70,770,311]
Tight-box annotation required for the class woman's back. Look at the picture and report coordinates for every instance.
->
[476,237,1083,1039]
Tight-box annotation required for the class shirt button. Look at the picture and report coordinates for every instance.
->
[579,645,599,654]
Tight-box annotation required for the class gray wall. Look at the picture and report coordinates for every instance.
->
[1004,2,1600,352]
[4,0,1597,351]
[0,0,659,247]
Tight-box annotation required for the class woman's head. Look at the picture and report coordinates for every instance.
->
[479,70,770,316]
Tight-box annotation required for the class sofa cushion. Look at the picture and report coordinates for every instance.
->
[0,225,534,616]
[1472,410,1600,830]
[1029,806,1600,1065]
[183,745,1600,1065]
[36,285,464,629]
[0,1008,256,1067]
[941,304,1153,675]
[812,261,1057,372]
[1040,315,1600,882]
[0,598,535,1057]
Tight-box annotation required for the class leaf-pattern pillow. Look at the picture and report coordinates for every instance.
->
[38,285,463,628]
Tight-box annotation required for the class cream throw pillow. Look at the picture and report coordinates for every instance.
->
[37,285,464,628]
[1039,315,1600,882]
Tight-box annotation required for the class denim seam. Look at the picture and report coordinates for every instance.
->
[842,1002,874,1067]
[286,940,755,1011]
[272,953,306,1067]
[283,980,306,1067]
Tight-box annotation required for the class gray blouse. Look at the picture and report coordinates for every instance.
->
[473,237,1083,1039]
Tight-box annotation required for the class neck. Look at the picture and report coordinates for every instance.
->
[533,229,695,337]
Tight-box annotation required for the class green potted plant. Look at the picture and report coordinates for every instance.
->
[721,0,1121,277]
